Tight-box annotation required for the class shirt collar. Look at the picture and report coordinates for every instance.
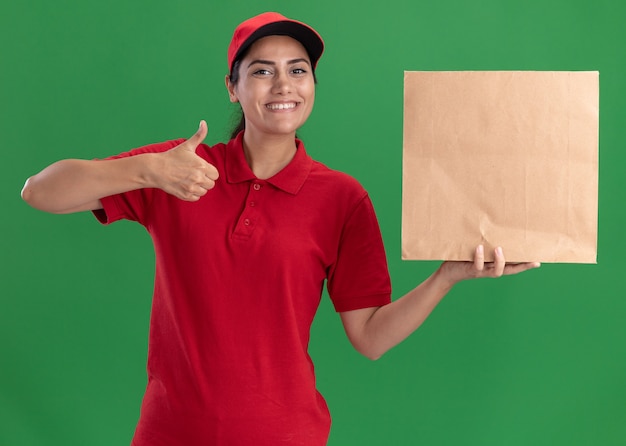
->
[225,132,313,195]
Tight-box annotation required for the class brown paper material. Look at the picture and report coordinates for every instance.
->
[402,71,599,263]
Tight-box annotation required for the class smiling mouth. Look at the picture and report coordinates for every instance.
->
[266,102,298,110]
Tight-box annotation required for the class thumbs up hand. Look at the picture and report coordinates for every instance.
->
[154,121,220,201]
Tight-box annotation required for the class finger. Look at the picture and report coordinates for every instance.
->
[183,120,208,152]
[204,163,220,181]
[185,168,217,192]
[474,245,485,272]
[201,178,217,191]
[493,247,505,277]
[181,185,210,201]
[503,261,541,276]
[189,175,216,193]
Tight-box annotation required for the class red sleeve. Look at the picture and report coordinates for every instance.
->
[327,194,392,312]
[92,139,186,226]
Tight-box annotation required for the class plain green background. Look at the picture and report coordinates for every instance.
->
[1,0,624,445]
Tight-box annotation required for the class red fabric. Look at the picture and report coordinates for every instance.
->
[94,133,391,445]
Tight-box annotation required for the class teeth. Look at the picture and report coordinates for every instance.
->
[266,103,297,110]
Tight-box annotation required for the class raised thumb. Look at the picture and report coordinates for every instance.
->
[184,120,208,151]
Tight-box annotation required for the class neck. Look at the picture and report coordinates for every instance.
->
[242,130,298,179]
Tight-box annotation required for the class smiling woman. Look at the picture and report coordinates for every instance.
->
[19,10,539,446]
[226,35,316,172]
[227,24,321,141]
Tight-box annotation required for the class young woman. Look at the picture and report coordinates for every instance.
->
[21,12,540,446]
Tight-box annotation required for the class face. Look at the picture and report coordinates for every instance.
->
[226,35,315,138]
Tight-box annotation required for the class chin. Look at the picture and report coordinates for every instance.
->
[266,122,304,136]
[247,116,308,137]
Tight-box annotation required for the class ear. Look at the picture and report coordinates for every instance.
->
[225,75,238,103]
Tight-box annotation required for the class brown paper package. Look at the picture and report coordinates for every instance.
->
[402,71,599,263]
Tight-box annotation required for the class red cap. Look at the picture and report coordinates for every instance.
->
[227,12,324,74]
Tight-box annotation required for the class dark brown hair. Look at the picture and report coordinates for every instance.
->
[228,59,247,140]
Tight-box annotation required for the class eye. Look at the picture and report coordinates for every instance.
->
[252,68,272,76]
[291,67,308,75]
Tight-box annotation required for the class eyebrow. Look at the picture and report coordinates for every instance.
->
[247,58,311,68]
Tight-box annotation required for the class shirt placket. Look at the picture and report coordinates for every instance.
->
[233,181,265,239]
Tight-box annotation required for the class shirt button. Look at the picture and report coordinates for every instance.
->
[253,183,261,191]
[244,218,251,226]
[249,201,256,207]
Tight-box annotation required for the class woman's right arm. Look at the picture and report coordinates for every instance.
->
[21,121,219,214]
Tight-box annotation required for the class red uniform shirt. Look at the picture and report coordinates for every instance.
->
[94,133,392,445]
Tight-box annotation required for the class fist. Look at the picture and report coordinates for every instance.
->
[157,121,220,201]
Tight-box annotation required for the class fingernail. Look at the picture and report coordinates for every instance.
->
[496,247,503,256]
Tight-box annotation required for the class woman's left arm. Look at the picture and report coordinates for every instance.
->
[339,245,540,360]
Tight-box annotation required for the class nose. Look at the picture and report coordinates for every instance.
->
[272,71,292,95]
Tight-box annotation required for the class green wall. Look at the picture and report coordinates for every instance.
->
[1,0,624,444]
